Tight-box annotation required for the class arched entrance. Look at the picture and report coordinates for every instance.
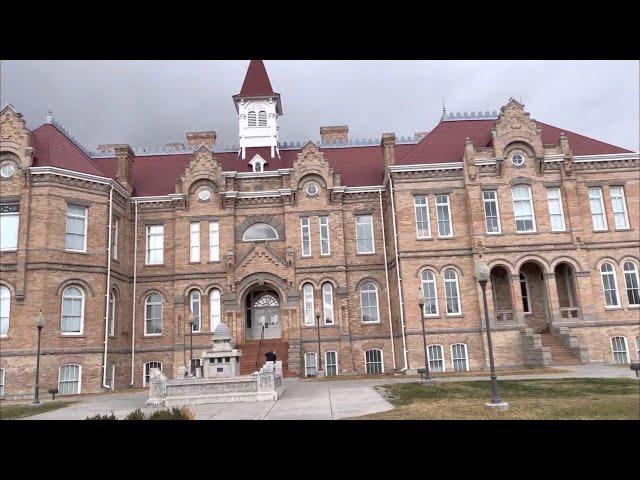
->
[490,266,514,323]
[519,261,550,332]
[554,262,580,319]
[245,286,281,340]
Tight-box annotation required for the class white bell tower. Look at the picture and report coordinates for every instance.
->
[233,60,282,160]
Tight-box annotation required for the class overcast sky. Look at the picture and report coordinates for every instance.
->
[1,60,638,152]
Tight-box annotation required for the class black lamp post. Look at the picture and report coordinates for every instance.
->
[188,312,195,377]
[315,310,322,377]
[33,310,44,404]
[475,260,509,411]
[417,293,434,384]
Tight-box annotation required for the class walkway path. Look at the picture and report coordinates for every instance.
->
[21,364,637,420]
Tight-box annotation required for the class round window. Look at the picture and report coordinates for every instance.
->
[0,163,15,178]
[305,183,319,196]
[511,153,525,167]
[198,189,211,201]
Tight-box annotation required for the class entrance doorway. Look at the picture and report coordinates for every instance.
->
[519,261,550,332]
[245,286,281,340]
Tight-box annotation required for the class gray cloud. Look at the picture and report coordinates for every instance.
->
[1,60,638,152]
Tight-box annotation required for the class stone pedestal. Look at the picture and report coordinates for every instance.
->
[485,401,510,411]
[201,323,242,379]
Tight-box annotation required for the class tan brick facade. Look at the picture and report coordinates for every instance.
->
[1,98,638,400]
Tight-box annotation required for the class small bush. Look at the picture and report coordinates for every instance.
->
[125,409,146,420]
[86,411,117,420]
[148,406,194,420]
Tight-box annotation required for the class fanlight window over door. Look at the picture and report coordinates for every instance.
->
[242,223,279,241]
[248,293,280,340]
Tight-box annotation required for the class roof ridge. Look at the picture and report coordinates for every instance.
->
[442,111,499,121]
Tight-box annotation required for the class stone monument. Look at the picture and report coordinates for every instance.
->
[202,323,242,378]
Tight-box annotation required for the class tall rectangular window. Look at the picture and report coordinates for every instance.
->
[146,225,164,265]
[322,283,334,325]
[58,364,81,395]
[546,188,566,232]
[435,194,453,237]
[427,345,445,373]
[300,217,311,257]
[512,185,536,233]
[325,351,337,376]
[414,195,431,238]
[609,186,629,229]
[588,187,607,231]
[304,352,317,377]
[355,215,375,253]
[111,218,118,260]
[189,222,200,262]
[319,216,330,255]
[209,221,219,262]
[482,190,501,234]
[65,204,87,251]
[0,204,19,251]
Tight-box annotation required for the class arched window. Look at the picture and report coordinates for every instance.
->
[303,284,315,326]
[600,263,620,307]
[247,111,257,127]
[451,343,469,372]
[325,351,338,376]
[144,293,163,335]
[143,361,162,387]
[0,285,10,337]
[443,269,461,315]
[610,336,629,365]
[258,110,267,127]
[304,352,317,377]
[210,289,221,331]
[364,349,383,374]
[108,289,116,336]
[58,364,81,395]
[61,286,85,335]
[360,281,380,323]
[190,290,201,332]
[242,223,279,241]
[623,261,640,306]
[427,344,445,372]
[322,283,334,325]
[420,270,439,316]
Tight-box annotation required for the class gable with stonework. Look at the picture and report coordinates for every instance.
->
[0,105,34,167]
[291,141,337,190]
[234,243,291,287]
[176,145,223,194]
[491,99,544,159]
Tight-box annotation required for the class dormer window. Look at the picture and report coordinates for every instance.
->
[258,110,267,127]
[248,111,257,127]
[249,154,267,173]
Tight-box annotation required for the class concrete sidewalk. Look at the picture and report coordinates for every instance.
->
[20,364,637,420]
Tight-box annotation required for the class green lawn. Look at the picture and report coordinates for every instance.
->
[355,378,640,420]
[0,401,76,420]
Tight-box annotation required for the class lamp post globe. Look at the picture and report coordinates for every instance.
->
[474,259,509,411]
[34,310,45,404]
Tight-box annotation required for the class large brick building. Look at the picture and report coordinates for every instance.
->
[1,60,638,399]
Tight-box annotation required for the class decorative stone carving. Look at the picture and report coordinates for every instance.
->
[291,141,336,192]
[177,145,223,195]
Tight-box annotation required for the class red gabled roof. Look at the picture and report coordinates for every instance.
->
[32,123,104,176]
[238,60,276,97]
[397,119,633,165]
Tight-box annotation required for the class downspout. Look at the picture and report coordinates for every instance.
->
[378,188,396,370]
[388,175,409,371]
[130,201,138,386]
[102,186,114,389]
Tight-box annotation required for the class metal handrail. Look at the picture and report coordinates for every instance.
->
[255,324,265,371]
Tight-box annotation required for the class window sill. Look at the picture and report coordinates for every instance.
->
[445,314,464,318]
[207,261,221,264]
[416,237,433,241]
[356,252,376,256]
[614,227,631,232]
[65,249,88,254]
[550,230,567,233]
[593,229,610,233]
[188,261,202,265]
[436,236,454,240]
[485,232,503,236]
[60,334,85,338]
[143,334,164,338]
[604,307,622,311]
[145,263,164,267]
[361,321,381,325]
[628,305,640,309]
[515,231,537,235]
[0,249,17,252]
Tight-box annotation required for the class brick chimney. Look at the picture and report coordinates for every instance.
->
[165,143,185,151]
[320,125,348,144]
[381,133,396,169]
[186,131,217,150]
[97,144,118,154]
[113,145,135,192]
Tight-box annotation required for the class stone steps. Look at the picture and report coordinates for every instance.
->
[237,339,296,376]
[539,333,583,365]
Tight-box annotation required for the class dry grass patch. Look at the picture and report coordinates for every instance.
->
[0,401,76,420]
[354,378,640,420]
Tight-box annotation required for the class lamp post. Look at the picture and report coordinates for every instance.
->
[33,310,44,404]
[188,311,195,377]
[417,293,434,385]
[315,311,323,377]
[475,260,509,411]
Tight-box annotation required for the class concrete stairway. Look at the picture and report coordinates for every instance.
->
[237,339,297,377]
[539,328,583,365]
